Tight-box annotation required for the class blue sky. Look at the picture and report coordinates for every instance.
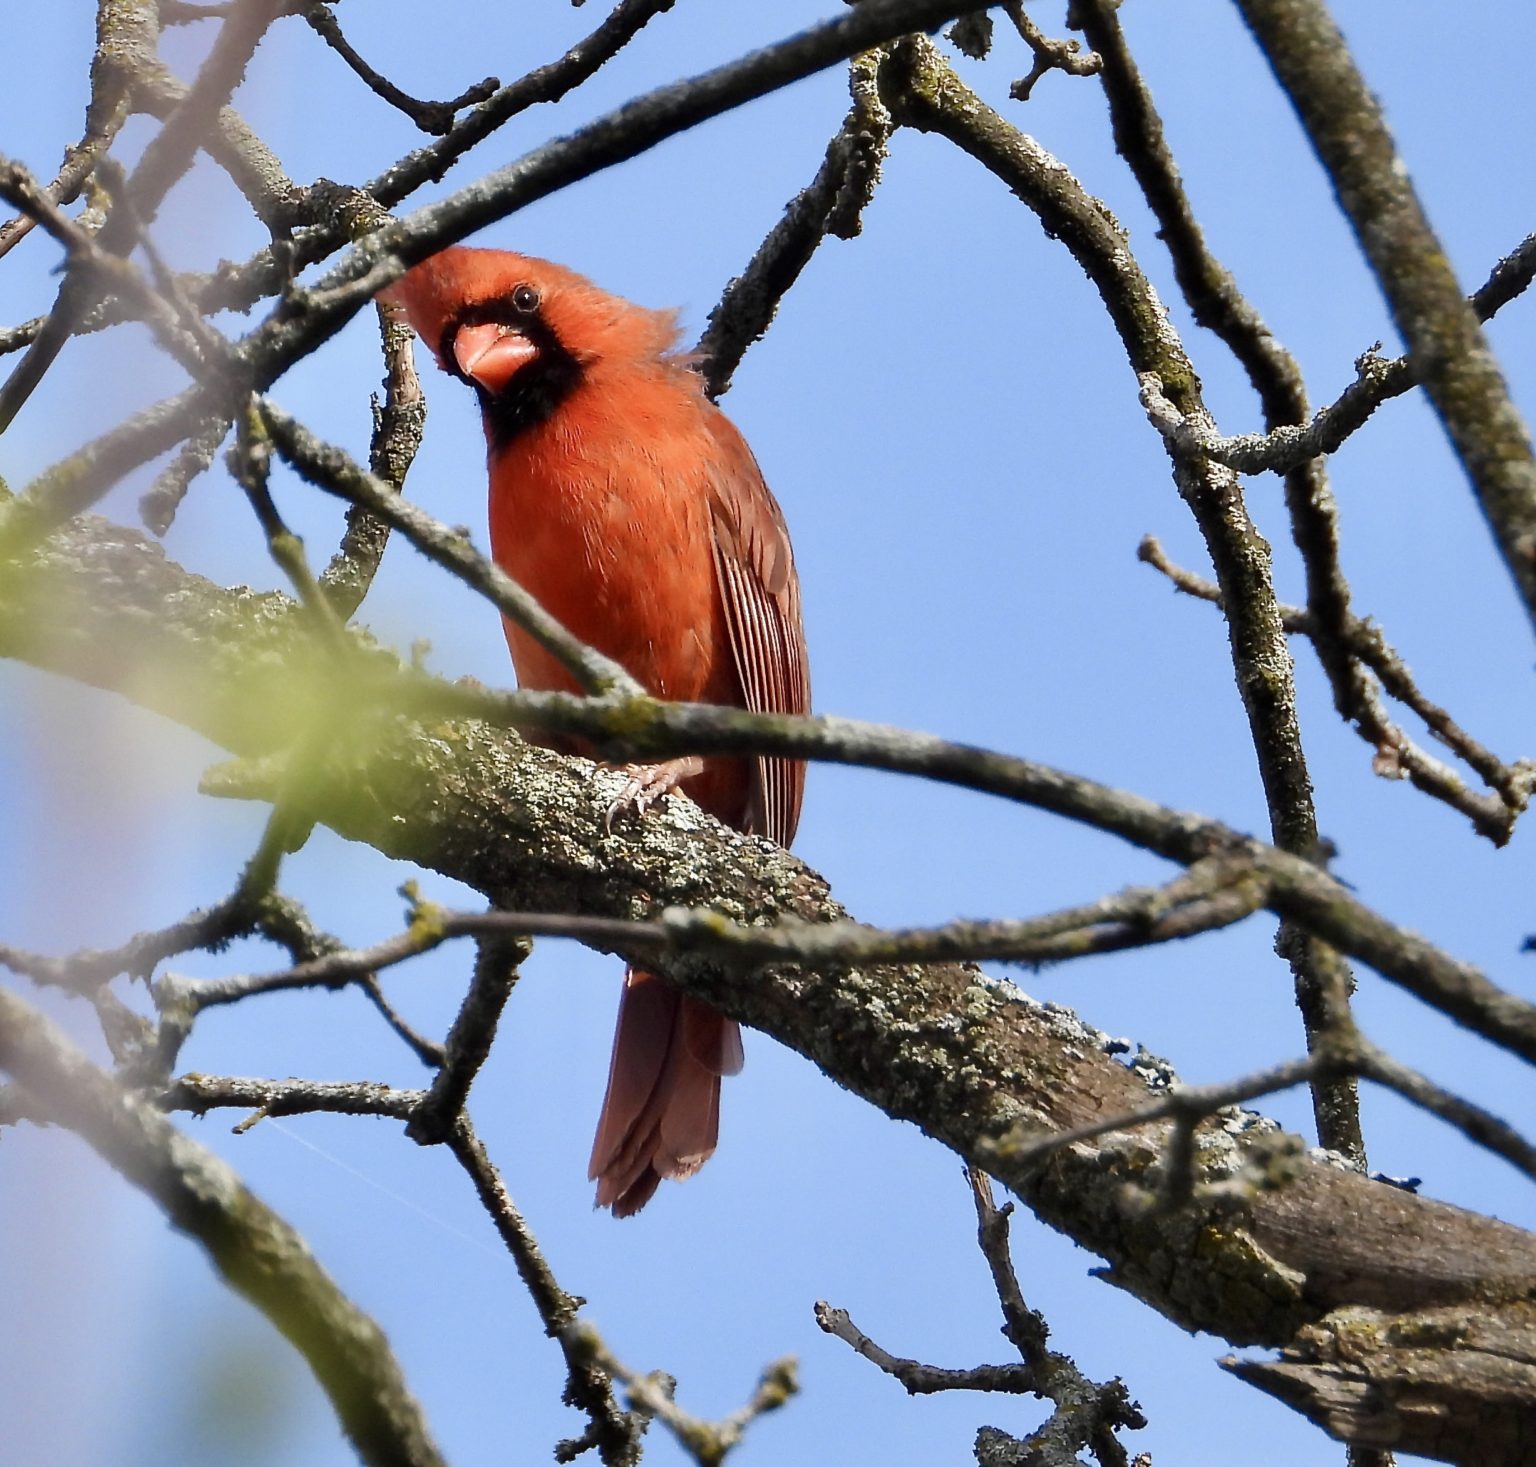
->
[2,4,1534,1465]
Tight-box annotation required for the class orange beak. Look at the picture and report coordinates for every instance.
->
[452,322,537,393]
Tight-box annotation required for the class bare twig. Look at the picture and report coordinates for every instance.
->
[1139,532,1535,839]
[0,90,129,264]
[0,814,313,1004]
[991,1037,1536,1187]
[163,1072,423,1126]
[1004,1,1100,102]
[360,976,446,1068]
[259,397,640,695]
[134,61,304,232]
[141,861,1269,1030]
[1078,0,1381,1169]
[229,401,352,655]
[156,1070,642,1465]
[0,0,288,431]
[880,30,1371,1166]
[819,1173,1145,1467]
[406,932,530,1145]
[966,1168,1145,1467]
[0,157,228,416]
[564,1318,795,1465]
[0,0,152,263]
[815,1302,1037,1396]
[698,53,892,398]
[139,414,233,533]
[445,1122,643,1466]
[318,301,425,618]
[304,3,498,134]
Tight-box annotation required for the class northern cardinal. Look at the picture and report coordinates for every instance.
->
[382,247,810,1215]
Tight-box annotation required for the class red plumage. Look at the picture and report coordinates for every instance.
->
[382,247,809,1215]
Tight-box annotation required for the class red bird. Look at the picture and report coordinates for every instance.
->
[382,247,810,1216]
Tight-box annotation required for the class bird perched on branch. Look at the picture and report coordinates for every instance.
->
[381,246,810,1216]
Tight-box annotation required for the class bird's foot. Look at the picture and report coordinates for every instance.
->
[604,757,704,833]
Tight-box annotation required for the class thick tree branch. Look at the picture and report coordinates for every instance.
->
[7,515,1536,1074]
[6,514,1536,1396]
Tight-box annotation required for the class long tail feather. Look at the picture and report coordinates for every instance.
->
[588,970,741,1217]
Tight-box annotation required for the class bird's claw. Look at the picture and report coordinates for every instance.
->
[604,758,704,834]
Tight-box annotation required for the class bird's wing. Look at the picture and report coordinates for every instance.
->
[702,408,811,848]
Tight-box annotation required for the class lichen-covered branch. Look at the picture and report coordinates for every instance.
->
[8,514,1536,1074]
[8,514,1536,1414]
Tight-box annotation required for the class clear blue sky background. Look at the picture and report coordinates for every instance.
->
[2,4,1534,1465]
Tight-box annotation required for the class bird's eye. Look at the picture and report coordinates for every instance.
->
[511,284,540,315]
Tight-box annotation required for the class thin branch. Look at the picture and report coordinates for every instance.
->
[0,315,44,356]
[445,1121,643,1466]
[127,0,293,228]
[0,816,310,1002]
[134,60,304,233]
[966,1168,1145,1467]
[1139,532,1535,839]
[697,52,892,398]
[815,1303,1038,1396]
[259,396,640,696]
[144,862,1269,1031]
[229,402,353,658]
[993,1038,1536,1188]
[1141,233,1536,475]
[138,413,231,533]
[563,1318,796,1465]
[406,932,530,1145]
[1074,0,1381,1169]
[0,0,287,431]
[361,0,680,208]
[880,31,1369,1167]
[0,157,227,420]
[303,3,498,134]
[164,1072,423,1125]
[360,976,446,1068]
[0,0,150,263]
[1003,1,1100,102]
[1351,1040,1536,1183]
[156,1072,642,1464]
[1237,0,1536,637]
[318,301,425,618]
[0,97,129,265]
